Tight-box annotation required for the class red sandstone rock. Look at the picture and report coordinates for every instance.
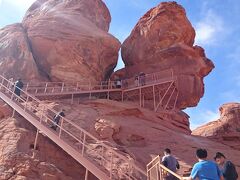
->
[0,101,12,119]
[0,116,90,179]
[0,24,42,81]
[193,103,240,150]
[114,2,214,109]
[41,99,240,175]
[22,0,120,83]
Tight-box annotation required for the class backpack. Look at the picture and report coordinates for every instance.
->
[224,161,238,180]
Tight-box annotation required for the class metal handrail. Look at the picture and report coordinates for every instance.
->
[24,69,175,95]
[147,155,185,180]
[0,75,147,179]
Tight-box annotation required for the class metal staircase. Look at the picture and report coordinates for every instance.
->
[0,75,146,180]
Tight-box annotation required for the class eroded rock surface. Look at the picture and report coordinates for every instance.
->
[0,0,120,83]
[193,103,240,150]
[0,115,92,180]
[22,0,120,83]
[0,24,42,81]
[114,2,214,109]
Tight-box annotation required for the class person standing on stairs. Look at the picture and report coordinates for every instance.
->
[187,149,224,180]
[50,109,65,131]
[116,79,122,88]
[161,148,180,180]
[14,78,24,99]
[214,152,238,180]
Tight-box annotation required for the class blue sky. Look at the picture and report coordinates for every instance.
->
[1,0,240,129]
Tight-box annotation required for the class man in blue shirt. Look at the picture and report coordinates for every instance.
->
[186,149,224,180]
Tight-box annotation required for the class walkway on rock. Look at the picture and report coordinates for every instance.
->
[25,69,179,112]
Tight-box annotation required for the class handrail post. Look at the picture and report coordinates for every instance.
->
[89,81,91,91]
[159,165,162,180]
[0,77,4,90]
[81,133,86,155]
[61,82,64,92]
[85,169,89,180]
[24,96,29,111]
[121,91,124,102]
[71,94,74,104]
[34,129,39,150]
[11,84,16,100]
[44,83,48,93]
[110,150,113,179]
[40,106,45,123]
[25,83,29,92]
[101,145,104,165]
[108,79,111,90]
[76,82,79,91]
[59,118,64,138]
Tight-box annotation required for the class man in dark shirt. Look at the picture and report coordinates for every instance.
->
[14,78,24,97]
[161,148,180,180]
[214,152,238,180]
[50,109,65,131]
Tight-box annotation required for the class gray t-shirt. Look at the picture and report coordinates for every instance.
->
[162,155,179,172]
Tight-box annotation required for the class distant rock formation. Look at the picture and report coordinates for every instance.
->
[0,0,121,83]
[114,2,214,109]
[193,103,240,150]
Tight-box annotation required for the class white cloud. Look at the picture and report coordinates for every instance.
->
[195,10,224,46]
[185,108,220,130]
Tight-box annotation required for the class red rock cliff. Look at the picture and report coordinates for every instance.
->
[114,1,214,110]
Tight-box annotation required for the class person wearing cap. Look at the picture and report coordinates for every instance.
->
[214,152,238,180]
[50,109,65,131]
[186,148,224,180]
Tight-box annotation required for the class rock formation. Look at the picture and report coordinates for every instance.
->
[114,2,214,109]
[0,0,120,83]
[0,0,230,179]
[0,107,96,179]
[193,103,240,150]
[22,0,121,83]
[0,24,42,81]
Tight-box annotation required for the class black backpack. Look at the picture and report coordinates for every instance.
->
[224,161,238,180]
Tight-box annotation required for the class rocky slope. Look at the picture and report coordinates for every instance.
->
[1,99,239,179]
[114,2,214,110]
[0,0,120,83]
[0,101,97,180]
[193,103,240,150]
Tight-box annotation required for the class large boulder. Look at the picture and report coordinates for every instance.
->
[21,0,121,83]
[193,103,240,150]
[114,2,214,109]
[0,24,42,81]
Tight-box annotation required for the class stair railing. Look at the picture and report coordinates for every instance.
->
[0,75,147,180]
[147,155,186,180]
